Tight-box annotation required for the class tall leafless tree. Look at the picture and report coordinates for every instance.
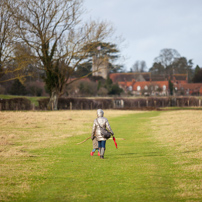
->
[0,0,26,82]
[154,48,181,69]
[132,60,147,72]
[7,0,114,109]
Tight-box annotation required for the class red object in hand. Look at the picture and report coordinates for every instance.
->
[113,136,118,149]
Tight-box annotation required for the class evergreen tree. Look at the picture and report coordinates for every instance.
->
[9,79,27,95]
[169,80,174,95]
[104,76,123,95]
[192,65,202,83]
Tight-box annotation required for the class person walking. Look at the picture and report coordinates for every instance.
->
[91,109,114,159]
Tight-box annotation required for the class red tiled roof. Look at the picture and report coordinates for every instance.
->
[118,81,134,87]
[173,74,187,81]
[110,73,151,82]
[132,81,169,91]
[175,83,202,90]
[110,73,188,83]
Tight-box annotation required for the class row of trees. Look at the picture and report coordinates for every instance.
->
[130,49,202,83]
[0,0,120,109]
[3,76,123,97]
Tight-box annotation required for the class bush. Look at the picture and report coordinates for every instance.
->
[0,98,31,110]
[0,85,5,94]
[37,96,202,110]
[66,80,98,96]
[9,79,27,95]
[97,87,108,96]
[38,97,114,110]
[108,83,123,95]
[26,85,43,96]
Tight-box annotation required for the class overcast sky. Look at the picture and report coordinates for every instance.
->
[83,0,202,71]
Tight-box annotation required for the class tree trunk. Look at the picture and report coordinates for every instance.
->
[47,89,59,110]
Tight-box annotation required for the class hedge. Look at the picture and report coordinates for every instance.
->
[0,98,32,110]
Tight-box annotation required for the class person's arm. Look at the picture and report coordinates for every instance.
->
[91,120,96,140]
[106,119,114,135]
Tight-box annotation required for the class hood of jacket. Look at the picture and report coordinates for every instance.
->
[97,109,104,118]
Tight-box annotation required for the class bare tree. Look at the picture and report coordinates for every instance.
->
[0,0,27,82]
[132,60,147,72]
[154,48,181,69]
[7,0,113,109]
[149,62,165,74]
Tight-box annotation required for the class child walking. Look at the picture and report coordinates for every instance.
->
[90,136,100,156]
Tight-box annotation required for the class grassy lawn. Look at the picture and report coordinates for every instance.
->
[0,110,202,201]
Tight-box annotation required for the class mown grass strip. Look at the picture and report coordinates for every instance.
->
[12,112,182,202]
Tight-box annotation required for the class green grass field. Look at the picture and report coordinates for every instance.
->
[0,110,202,201]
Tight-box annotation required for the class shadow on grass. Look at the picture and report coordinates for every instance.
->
[110,152,165,159]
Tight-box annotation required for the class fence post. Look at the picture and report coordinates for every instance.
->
[81,102,83,110]
[146,100,148,107]
[6,101,9,110]
[154,101,156,108]
[199,99,201,107]
[70,102,72,110]
[120,100,124,108]
[91,102,93,110]
[188,100,189,106]
[32,103,35,111]
[138,101,140,108]
[113,100,116,108]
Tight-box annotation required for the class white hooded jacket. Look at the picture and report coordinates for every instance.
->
[91,109,114,141]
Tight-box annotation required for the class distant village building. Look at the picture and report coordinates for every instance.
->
[109,72,202,96]
[91,60,202,96]
[92,56,109,79]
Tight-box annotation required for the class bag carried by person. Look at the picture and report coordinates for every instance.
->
[96,119,111,139]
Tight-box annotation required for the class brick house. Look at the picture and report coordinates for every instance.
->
[109,72,202,96]
[174,83,202,95]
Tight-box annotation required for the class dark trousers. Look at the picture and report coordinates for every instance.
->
[98,141,106,149]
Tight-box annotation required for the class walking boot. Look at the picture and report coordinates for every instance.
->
[100,147,105,159]
[90,151,95,156]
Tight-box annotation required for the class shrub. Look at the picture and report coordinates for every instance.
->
[97,87,108,96]
[0,85,5,94]
[0,98,31,110]
[26,85,43,96]
[66,80,98,96]
[9,79,27,95]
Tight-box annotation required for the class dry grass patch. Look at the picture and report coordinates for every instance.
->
[151,110,202,199]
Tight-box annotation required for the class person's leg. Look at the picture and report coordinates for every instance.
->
[90,148,96,156]
[97,148,100,156]
[100,141,106,159]
[98,141,102,156]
